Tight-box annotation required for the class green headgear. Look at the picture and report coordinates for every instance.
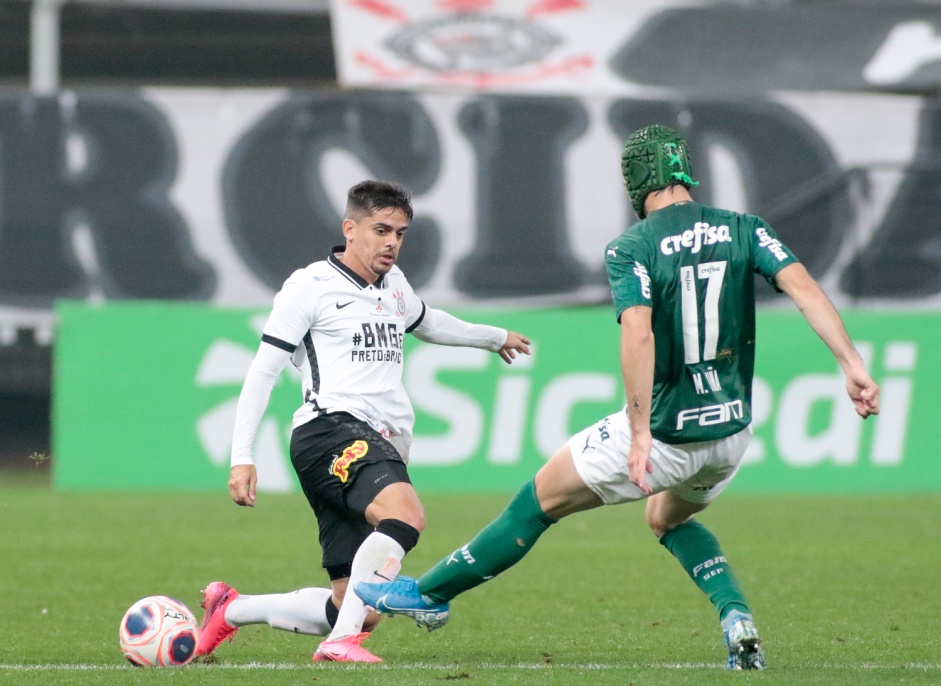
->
[621,124,699,219]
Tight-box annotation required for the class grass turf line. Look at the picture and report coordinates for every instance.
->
[1,480,940,685]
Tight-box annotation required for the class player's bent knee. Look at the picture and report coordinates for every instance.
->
[406,507,426,532]
[645,511,665,538]
[376,518,421,553]
[644,498,674,538]
[367,481,426,530]
[646,505,698,539]
[647,518,670,539]
[378,506,424,532]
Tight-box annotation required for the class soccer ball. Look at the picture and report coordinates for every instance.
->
[119,595,199,667]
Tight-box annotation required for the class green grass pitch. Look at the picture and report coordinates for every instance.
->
[2,470,940,685]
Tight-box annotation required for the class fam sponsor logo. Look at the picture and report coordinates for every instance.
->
[676,399,745,430]
[660,222,731,256]
[331,440,369,483]
[692,555,727,581]
[755,227,789,262]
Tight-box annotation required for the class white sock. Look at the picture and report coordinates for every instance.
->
[225,587,333,635]
[326,532,404,641]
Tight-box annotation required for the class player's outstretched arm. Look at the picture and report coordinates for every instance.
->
[775,263,880,418]
[412,307,531,362]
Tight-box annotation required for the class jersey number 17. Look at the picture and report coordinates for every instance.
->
[679,261,727,364]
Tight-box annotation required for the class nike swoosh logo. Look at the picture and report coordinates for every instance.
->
[377,597,441,613]
[336,301,354,309]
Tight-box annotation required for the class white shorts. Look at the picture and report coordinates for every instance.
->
[568,410,752,505]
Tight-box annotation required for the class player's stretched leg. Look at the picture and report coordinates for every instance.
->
[647,491,764,670]
[355,445,602,626]
[354,479,554,626]
[195,584,336,656]
[423,478,557,599]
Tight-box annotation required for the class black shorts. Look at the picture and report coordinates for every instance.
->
[289,412,410,579]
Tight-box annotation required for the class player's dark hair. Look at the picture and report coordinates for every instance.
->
[345,180,414,222]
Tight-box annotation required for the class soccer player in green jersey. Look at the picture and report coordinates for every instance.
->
[355,125,881,670]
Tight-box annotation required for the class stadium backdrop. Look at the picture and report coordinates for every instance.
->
[5,1,941,496]
[53,302,933,493]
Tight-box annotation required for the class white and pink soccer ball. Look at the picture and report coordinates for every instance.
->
[119,595,199,667]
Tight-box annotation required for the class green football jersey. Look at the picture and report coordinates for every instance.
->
[605,201,798,444]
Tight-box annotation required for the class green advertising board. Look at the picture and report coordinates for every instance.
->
[52,302,937,493]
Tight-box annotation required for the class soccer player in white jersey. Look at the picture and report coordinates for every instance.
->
[194,180,531,663]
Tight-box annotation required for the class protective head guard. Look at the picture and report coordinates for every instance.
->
[621,124,699,219]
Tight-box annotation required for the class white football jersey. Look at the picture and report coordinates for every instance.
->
[261,247,426,458]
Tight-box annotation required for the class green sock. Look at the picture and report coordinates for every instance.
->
[659,519,750,621]
[418,480,556,603]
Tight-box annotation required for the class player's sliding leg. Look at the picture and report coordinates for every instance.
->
[195,584,336,656]
[648,491,764,670]
[356,446,601,627]
[355,575,450,630]
[227,587,337,634]
[355,479,554,626]
[421,479,557,601]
